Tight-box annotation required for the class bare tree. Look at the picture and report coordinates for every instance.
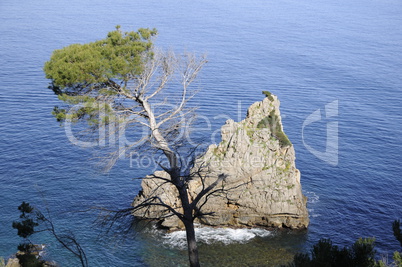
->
[98,50,213,267]
[101,50,229,266]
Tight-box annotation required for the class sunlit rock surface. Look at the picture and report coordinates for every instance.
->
[133,93,309,230]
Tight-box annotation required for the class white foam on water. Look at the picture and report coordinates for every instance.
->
[162,226,272,249]
[308,209,321,217]
[305,191,319,204]
[305,191,320,218]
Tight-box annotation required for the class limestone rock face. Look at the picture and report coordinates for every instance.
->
[133,94,309,230]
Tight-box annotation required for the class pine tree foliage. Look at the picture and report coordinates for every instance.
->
[44,26,157,124]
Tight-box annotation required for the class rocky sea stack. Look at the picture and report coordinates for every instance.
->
[133,92,309,230]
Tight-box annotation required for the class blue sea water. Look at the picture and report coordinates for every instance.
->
[1,0,402,266]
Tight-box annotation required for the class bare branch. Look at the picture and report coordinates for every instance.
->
[191,174,226,210]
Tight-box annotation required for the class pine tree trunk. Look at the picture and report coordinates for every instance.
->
[184,218,200,267]
[174,168,200,267]
[165,165,201,266]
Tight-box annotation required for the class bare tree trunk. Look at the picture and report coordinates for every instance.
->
[181,186,200,267]
[172,170,200,267]
[183,218,200,267]
[135,53,206,267]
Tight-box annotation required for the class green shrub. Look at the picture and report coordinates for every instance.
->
[393,220,402,247]
[262,90,274,101]
[275,131,292,147]
[286,238,376,267]
[257,110,291,147]
[17,252,45,267]
[393,251,402,267]
[285,220,402,267]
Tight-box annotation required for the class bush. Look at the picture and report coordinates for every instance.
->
[257,110,291,147]
[262,90,274,101]
[16,253,45,267]
[286,238,376,267]
[285,220,402,267]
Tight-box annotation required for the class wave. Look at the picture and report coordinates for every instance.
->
[161,226,272,250]
[305,191,319,204]
[305,191,320,218]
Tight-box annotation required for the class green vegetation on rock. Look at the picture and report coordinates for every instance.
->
[257,110,292,147]
[262,90,274,101]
